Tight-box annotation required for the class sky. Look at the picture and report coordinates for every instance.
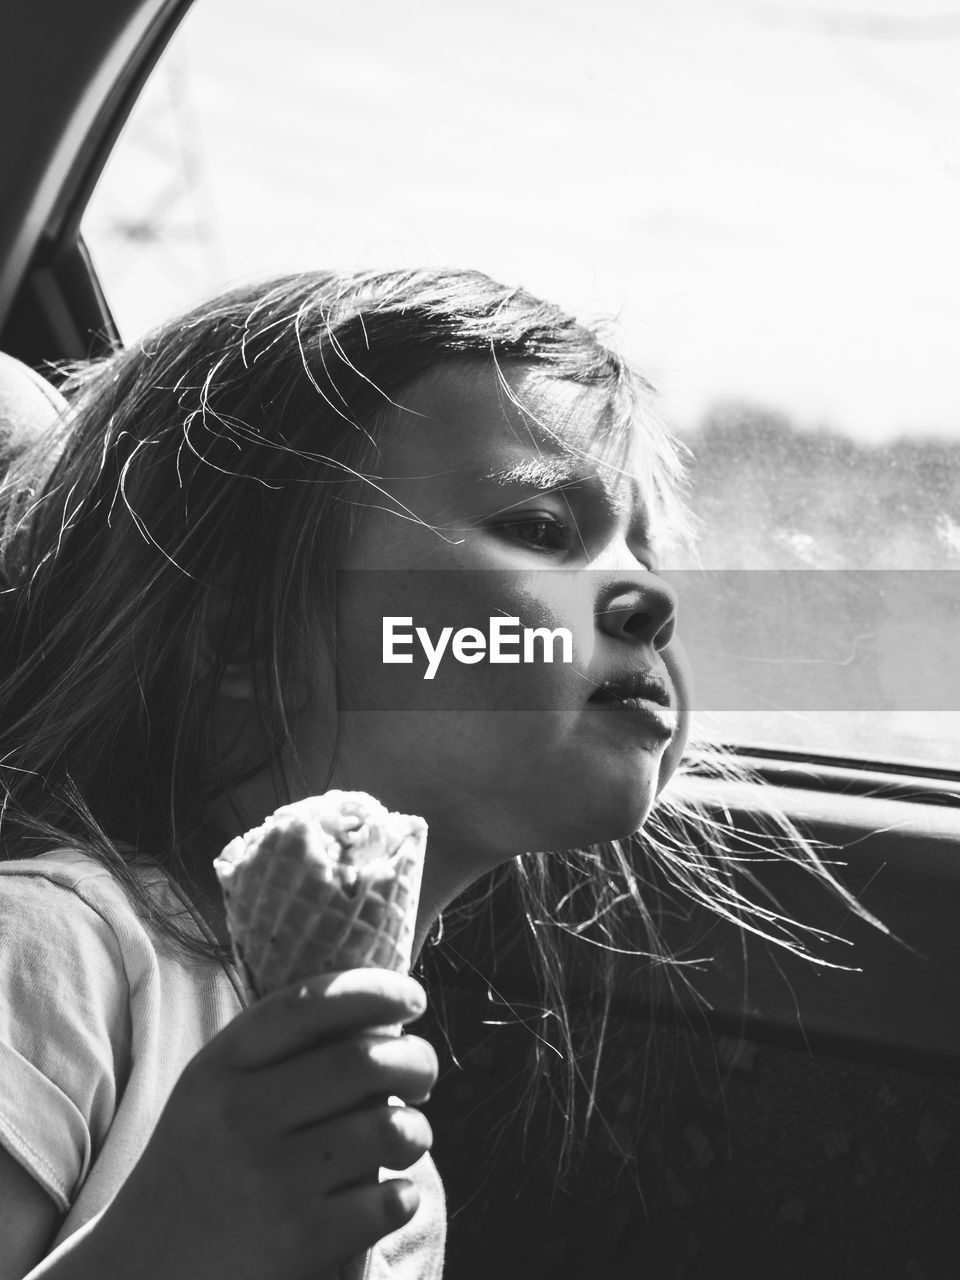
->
[85,0,960,442]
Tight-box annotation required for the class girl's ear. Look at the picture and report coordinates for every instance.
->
[201,586,311,711]
[200,585,257,702]
[214,656,310,711]
[215,659,259,703]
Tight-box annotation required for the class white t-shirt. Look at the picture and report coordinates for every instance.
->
[0,849,445,1278]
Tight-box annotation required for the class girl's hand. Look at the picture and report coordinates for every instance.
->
[95,968,437,1280]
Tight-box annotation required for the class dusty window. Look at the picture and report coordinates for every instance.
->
[83,0,960,767]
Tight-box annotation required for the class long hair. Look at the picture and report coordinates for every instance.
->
[0,268,875,1161]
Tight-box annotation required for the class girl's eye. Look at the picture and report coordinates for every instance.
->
[497,517,569,551]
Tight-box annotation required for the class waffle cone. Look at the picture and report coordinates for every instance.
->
[214,791,427,1000]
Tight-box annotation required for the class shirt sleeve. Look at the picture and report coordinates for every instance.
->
[0,871,132,1210]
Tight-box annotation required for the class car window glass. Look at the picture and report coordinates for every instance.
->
[82,0,960,771]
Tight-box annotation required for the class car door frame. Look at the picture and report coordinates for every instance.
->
[0,0,195,363]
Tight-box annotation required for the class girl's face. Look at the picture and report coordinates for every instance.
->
[291,360,690,884]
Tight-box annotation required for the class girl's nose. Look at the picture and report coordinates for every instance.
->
[596,577,677,651]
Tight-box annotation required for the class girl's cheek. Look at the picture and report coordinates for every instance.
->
[658,639,692,791]
[512,571,596,640]
[336,564,603,713]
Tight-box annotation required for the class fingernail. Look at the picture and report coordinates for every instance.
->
[392,1178,419,1222]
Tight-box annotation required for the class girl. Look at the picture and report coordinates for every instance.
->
[0,269,852,1280]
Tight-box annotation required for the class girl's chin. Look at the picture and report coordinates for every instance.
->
[535,789,659,852]
[431,793,657,869]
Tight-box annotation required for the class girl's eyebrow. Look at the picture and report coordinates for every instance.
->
[475,459,584,490]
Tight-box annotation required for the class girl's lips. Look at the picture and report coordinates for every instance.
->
[587,669,675,740]
[588,696,677,740]
[589,670,672,708]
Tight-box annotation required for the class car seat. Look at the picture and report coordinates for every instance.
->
[0,351,66,473]
[423,851,960,1279]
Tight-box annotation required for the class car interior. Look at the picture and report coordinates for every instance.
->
[3,2,960,1277]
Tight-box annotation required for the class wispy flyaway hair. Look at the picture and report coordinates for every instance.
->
[0,269,686,939]
[0,268,873,1165]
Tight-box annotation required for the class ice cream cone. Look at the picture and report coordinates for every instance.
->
[214,791,427,1001]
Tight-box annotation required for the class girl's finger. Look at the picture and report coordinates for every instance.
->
[213,969,427,1069]
[291,1104,433,1194]
[266,1033,438,1132]
[314,1177,422,1264]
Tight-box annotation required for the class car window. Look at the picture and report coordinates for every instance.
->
[82,0,960,771]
